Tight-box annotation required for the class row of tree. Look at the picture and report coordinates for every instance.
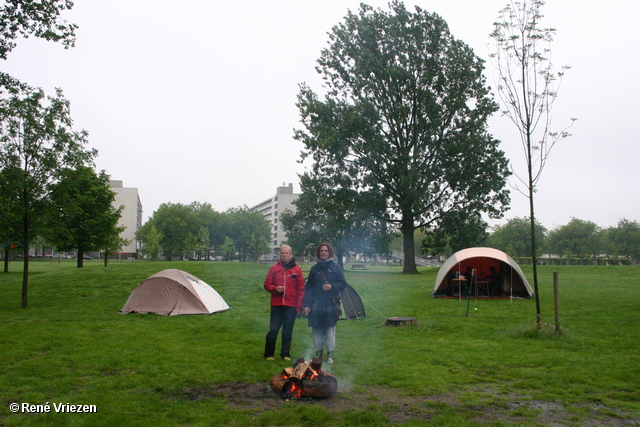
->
[282,203,640,265]
[486,217,640,262]
[135,203,271,262]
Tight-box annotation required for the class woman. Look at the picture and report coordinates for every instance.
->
[263,245,305,361]
[303,242,347,364]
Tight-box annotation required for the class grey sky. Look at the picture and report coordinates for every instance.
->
[3,0,639,231]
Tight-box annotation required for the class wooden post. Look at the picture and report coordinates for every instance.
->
[553,272,561,334]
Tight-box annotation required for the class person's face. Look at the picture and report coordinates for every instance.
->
[318,246,330,261]
[280,248,292,264]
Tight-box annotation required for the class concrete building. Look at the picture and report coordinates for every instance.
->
[249,183,300,259]
[109,180,143,258]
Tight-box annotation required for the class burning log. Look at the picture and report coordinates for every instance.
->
[269,357,338,399]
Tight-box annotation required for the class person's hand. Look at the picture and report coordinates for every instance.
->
[276,286,284,293]
[322,283,332,291]
[303,307,311,316]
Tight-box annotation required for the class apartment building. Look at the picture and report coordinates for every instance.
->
[109,180,143,258]
[249,183,300,259]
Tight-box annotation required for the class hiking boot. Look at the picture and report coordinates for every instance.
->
[315,350,323,358]
[326,352,334,364]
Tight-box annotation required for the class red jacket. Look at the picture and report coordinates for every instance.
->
[264,259,305,310]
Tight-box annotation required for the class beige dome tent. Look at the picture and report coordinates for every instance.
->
[432,247,533,298]
[120,269,230,315]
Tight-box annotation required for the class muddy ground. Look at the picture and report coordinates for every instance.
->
[171,382,640,426]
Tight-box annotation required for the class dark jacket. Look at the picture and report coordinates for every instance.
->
[303,259,347,327]
[263,259,305,310]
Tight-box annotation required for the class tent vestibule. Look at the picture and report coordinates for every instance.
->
[432,247,533,298]
[339,283,366,319]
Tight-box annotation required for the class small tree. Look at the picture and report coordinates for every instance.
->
[194,226,210,260]
[137,225,163,261]
[0,86,94,306]
[219,237,236,261]
[490,0,575,327]
[45,167,123,268]
[102,234,130,267]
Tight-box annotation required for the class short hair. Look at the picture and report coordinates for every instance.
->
[316,242,335,259]
[280,244,292,255]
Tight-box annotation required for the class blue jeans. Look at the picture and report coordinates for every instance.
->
[264,305,297,358]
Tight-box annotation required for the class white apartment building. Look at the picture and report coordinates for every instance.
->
[249,183,300,259]
[109,180,143,257]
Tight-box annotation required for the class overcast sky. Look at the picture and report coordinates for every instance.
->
[3,0,639,231]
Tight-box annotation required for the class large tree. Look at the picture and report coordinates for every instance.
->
[295,1,510,274]
[0,85,94,307]
[45,166,124,268]
[490,0,574,327]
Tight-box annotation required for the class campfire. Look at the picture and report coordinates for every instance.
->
[269,357,338,399]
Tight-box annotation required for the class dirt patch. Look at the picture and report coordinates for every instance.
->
[166,382,640,426]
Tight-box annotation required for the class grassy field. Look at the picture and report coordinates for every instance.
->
[1,260,638,426]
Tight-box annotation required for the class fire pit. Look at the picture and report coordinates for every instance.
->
[269,357,338,399]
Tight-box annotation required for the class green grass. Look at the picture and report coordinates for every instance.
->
[1,260,639,426]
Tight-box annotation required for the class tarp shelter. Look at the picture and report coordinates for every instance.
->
[120,269,230,315]
[339,284,366,319]
[432,247,533,298]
